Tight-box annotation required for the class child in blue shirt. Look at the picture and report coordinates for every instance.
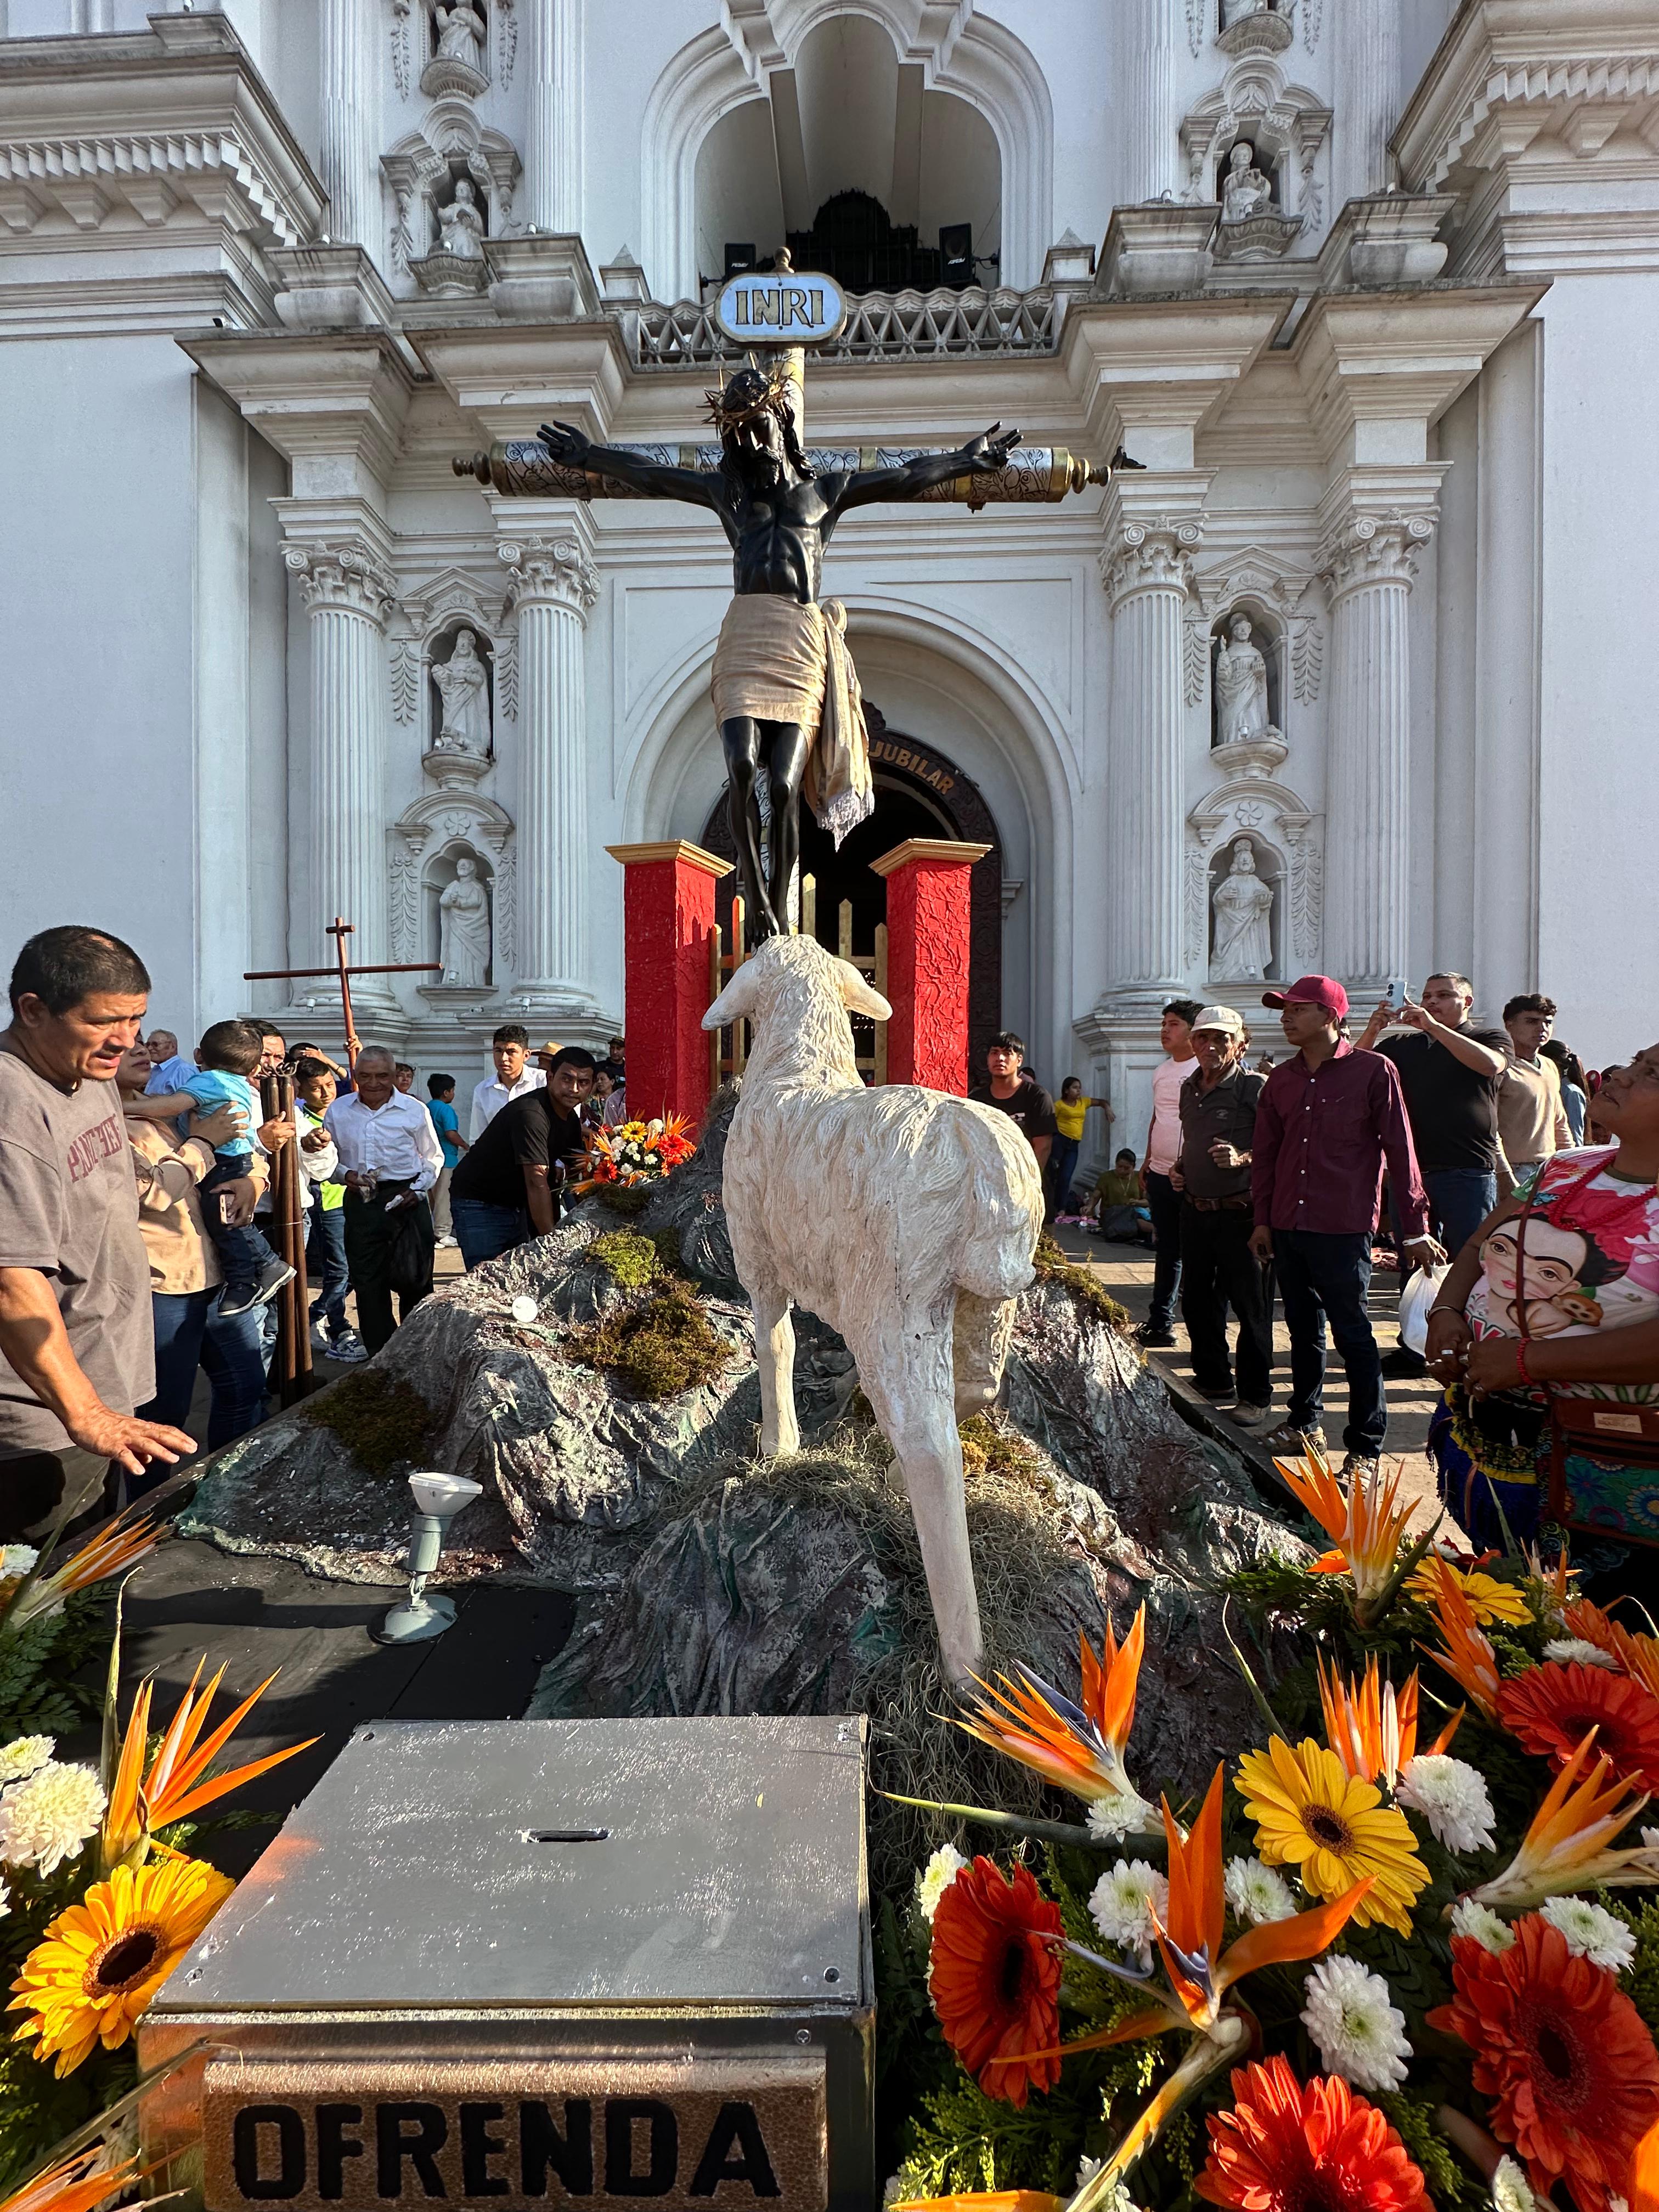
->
[425,1072,467,1243]
[131,1018,295,1316]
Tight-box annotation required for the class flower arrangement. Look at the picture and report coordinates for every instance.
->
[578,1113,696,1189]
[884,1446,1659,2212]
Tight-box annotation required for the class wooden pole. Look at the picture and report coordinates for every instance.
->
[874,923,889,1085]
[260,1071,314,1406]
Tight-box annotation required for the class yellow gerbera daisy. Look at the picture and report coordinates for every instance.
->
[9,1853,234,2076]
[1234,1736,1429,1936]
[1408,1560,1532,1629]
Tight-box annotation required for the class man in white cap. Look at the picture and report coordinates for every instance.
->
[1171,1006,1274,1423]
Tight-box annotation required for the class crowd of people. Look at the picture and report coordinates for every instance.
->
[0,927,630,1541]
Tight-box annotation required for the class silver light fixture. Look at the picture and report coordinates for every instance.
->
[373,1470,483,1645]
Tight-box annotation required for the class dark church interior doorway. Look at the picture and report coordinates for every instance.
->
[700,706,1005,1074]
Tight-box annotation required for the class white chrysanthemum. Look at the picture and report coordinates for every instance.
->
[1543,1637,1619,1669]
[882,2177,905,2210]
[1397,1753,1497,1854]
[0,1734,54,1784]
[1224,1854,1296,1926]
[1299,1954,1412,2092]
[1088,1860,1169,1969]
[1075,2157,1103,2191]
[1451,1897,1515,1952]
[1085,1784,1155,1843]
[915,1844,967,1923]
[0,1759,106,1875]
[1540,1895,1637,1973]
[1490,2155,1541,2212]
[1071,2170,1136,2212]
[0,1545,37,1578]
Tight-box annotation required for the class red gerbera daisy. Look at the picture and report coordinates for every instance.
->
[1194,2055,1431,2211]
[1429,1915,1659,2212]
[1496,1659,1659,1790]
[927,1855,1062,2108]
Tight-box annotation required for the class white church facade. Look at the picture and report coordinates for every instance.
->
[2,0,1655,1147]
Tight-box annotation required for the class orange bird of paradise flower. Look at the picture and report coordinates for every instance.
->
[1317,1654,1423,1787]
[1565,1598,1659,1703]
[954,1609,1147,1816]
[0,1509,162,1638]
[1273,1444,1416,1624]
[1468,1728,1659,1914]
[1418,1558,1503,1721]
[0,2153,145,2212]
[101,1661,320,1873]
[1023,1767,1373,2212]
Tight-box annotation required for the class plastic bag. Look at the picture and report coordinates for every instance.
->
[1398,1262,1450,1356]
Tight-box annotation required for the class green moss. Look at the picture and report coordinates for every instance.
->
[301,1367,433,1477]
[587,1229,662,1289]
[1033,1233,1133,1332]
[1378,2092,1482,2210]
[594,1181,651,1218]
[567,1284,733,1400]
[958,1414,1040,1484]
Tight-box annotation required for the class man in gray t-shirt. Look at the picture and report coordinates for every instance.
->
[0,927,193,1536]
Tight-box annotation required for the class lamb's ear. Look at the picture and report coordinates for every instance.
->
[837,958,893,1023]
[703,958,758,1030]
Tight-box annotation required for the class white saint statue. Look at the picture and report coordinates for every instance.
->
[433,1,486,66]
[432,629,491,754]
[439,856,492,986]
[1221,141,1274,223]
[1214,612,1271,746]
[438,177,485,260]
[1211,842,1276,980]
[1221,0,1269,24]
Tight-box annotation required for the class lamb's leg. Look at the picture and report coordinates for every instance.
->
[751,1282,800,1458]
[952,1290,1017,1420]
[861,1348,984,1688]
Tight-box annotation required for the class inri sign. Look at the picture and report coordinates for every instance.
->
[715,269,847,345]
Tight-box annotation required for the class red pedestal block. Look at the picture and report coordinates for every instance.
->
[605,841,733,1127]
[870,838,990,1094]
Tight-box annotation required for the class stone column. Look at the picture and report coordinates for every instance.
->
[1102,495,1205,993]
[285,540,399,1013]
[499,529,600,1013]
[523,0,582,233]
[1122,0,1181,204]
[1319,500,1436,991]
[320,0,376,247]
[1335,0,1402,206]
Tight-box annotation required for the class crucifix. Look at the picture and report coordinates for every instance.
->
[244,916,441,1070]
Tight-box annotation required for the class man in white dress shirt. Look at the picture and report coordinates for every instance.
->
[325,1045,445,1352]
[469,1022,546,1141]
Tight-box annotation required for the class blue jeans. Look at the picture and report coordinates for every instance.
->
[1144,1170,1183,1331]
[199,1153,281,1292]
[453,1197,531,1271]
[135,1286,268,1488]
[1048,1136,1081,1216]
[307,1205,350,1337]
[1424,1167,1498,1261]
[1273,1228,1385,1457]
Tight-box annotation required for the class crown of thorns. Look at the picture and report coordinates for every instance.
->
[704,360,798,433]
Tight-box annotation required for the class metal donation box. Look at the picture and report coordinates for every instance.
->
[139,1716,874,2212]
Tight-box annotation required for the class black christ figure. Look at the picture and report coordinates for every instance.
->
[541,365,1017,938]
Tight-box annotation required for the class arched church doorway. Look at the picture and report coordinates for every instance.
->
[700,705,1004,1071]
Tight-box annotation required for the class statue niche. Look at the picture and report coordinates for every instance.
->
[1209,836,1279,983]
[1211,608,1282,753]
[1213,139,1302,261]
[422,0,488,99]
[431,848,494,989]
[428,624,493,763]
[411,170,489,296]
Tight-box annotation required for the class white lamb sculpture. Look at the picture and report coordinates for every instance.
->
[703,934,1045,1685]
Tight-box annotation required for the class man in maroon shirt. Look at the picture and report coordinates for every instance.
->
[1249,975,1440,1474]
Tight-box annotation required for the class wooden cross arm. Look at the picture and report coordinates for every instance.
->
[242,963,443,980]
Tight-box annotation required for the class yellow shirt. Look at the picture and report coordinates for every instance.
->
[1053,1095,1095,1141]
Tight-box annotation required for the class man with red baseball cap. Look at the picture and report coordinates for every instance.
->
[1249,974,1440,1475]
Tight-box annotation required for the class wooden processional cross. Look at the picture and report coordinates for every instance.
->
[240,918,441,1404]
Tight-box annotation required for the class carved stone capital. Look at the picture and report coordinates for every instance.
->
[284,540,397,622]
[1101,515,1204,606]
[499,535,599,617]
[1317,511,1437,599]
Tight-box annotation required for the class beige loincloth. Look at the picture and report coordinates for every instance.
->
[710,595,874,845]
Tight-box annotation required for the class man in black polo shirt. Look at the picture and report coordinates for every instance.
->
[449,1046,595,1271]
[1359,972,1506,1376]
[968,1031,1058,1175]
[1170,1006,1273,1421]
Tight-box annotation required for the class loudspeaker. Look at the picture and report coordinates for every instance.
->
[940,222,972,285]
[723,242,757,276]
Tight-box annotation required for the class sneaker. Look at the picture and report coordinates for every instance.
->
[1340,1452,1381,1480]
[1135,1324,1177,1349]
[1228,1401,1274,1428]
[436,1235,459,1249]
[1261,1421,1325,1458]
[326,1331,369,1364]
[1380,1346,1428,1379]
[247,1257,296,1311]
[218,1279,261,1318]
